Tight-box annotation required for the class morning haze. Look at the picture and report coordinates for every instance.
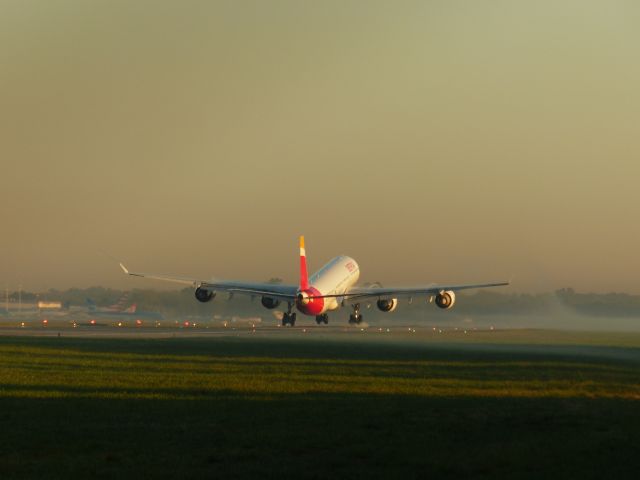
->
[1,1,638,293]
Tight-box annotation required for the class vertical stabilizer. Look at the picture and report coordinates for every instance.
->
[299,236,309,290]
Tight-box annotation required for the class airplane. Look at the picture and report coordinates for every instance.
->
[119,236,509,326]
[86,297,136,314]
[85,296,164,321]
[104,292,132,312]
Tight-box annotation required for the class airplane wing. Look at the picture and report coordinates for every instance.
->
[119,263,299,301]
[309,281,510,301]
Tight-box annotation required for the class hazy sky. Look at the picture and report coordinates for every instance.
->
[1,0,639,293]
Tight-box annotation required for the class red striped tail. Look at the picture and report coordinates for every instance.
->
[299,236,309,290]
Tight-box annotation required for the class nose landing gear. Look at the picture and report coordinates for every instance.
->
[315,314,329,325]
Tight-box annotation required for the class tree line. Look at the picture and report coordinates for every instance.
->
[4,286,640,318]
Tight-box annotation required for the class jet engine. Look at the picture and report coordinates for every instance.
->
[261,296,281,309]
[376,298,398,312]
[435,291,456,309]
[195,287,215,303]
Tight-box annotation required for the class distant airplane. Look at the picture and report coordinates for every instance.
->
[120,236,508,326]
[105,292,132,312]
[85,295,163,321]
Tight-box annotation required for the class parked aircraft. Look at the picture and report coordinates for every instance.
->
[85,296,163,321]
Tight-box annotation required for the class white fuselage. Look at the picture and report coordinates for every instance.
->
[296,256,360,315]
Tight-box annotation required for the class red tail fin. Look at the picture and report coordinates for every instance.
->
[299,236,309,290]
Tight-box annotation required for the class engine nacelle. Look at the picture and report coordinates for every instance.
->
[195,287,215,303]
[261,296,281,310]
[435,291,456,309]
[376,298,398,312]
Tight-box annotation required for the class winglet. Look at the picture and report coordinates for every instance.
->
[299,236,309,290]
[119,262,130,275]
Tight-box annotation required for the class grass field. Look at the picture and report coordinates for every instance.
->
[1,330,639,479]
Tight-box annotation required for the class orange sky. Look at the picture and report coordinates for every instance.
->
[1,1,639,293]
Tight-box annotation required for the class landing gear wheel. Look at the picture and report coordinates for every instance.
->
[282,303,296,326]
[316,314,329,325]
[349,304,363,325]
[282,313,297,326]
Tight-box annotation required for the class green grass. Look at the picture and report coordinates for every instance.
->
[1,333,639,479]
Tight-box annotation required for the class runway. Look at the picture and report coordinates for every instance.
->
[0,322,452,340]
[2,320,640,359]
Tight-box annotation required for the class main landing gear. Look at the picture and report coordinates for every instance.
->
[282,302,296,327]
[348,304,363,325]
[315,314,329,325]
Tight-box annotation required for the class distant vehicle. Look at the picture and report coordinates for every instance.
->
[121,236,508,326]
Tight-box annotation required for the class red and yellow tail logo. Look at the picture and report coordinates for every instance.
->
[299,236,309,290]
